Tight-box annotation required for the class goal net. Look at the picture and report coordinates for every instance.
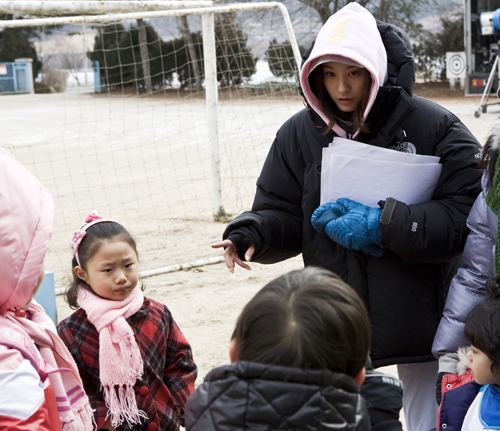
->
[0,2,316,291]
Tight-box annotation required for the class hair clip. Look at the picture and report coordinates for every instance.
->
[72,211,116,266]
[85,211,102,223]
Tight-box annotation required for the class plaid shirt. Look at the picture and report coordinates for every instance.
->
[57,297,197,431]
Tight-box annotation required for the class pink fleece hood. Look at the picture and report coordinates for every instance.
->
[300,3,387,134]
[0,149,54,314]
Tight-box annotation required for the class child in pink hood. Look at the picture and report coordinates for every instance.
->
[0,148,93,430]
[213,4,482,431]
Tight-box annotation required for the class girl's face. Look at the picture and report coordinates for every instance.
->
[322,61,371,113]
[467,345,500,385]
[75,240,139,301]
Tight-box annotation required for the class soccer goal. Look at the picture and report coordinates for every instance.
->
[0,1,306,292]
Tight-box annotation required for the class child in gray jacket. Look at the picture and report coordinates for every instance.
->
[433,118,500,402]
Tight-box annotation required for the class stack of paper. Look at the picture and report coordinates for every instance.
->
[320,137,442,207]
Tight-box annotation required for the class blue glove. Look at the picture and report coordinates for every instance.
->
[312,198,383,255]
[311,202,347,233]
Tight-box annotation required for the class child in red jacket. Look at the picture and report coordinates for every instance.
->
[436,278,500,430]
[57,212,197,431]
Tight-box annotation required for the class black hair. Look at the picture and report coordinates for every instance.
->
[308,65,371,136]
[65,221,140,309]
[232,267,371,378]
[464,277,500,375]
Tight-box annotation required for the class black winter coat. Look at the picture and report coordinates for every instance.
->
[223,22,483,367]
[185,361,370,431]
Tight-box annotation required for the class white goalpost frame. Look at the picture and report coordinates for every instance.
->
[0,1,302,222]
[0,1,215,14]
[0,2,302,285]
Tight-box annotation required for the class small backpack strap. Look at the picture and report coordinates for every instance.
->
[0,317,69,382]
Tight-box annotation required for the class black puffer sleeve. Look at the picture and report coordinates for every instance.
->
[380,106,482,263]
[223,208,302,264]
[223,114,310,264]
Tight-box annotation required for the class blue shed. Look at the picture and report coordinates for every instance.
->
[0,59,34,95]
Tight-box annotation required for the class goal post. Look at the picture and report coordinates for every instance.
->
[0,2,301,221]
[0,2,304,290]
[0,1,215,15]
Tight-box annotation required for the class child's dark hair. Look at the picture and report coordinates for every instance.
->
[66,221,139,309]
[308,65,371,136]
[464,277,500,375]
[232,267,371,378]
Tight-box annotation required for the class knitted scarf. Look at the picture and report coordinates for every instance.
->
[7,300,94,431]
[486,155,500,277]
[77,284,147,429]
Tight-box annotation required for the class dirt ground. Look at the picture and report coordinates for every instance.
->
[413,80,467,99]
[4,80,499,428]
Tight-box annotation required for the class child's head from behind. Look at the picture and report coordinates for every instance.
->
[66,215,140,308]
[464,278,500,385]
[0,149,54,315]
[231,267,371,380]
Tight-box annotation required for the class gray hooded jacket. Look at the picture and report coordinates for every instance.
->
[432,174,497,357]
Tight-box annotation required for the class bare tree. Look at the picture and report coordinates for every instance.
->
[43,35,86,86]
[179,16,203,92]
[294,0,372,24]
[290,0,445,35]
[378,0,386,20]
[137,18,152,93]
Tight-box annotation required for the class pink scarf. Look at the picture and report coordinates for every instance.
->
[7,300,94,431]
[77,284,147,429]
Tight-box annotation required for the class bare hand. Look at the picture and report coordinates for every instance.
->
[211,239,255,273]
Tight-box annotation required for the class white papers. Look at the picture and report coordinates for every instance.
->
[320,137,442,207]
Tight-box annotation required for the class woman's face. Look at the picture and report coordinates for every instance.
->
[322,61,371,113]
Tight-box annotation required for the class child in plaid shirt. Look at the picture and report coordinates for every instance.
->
[57,212,197,431]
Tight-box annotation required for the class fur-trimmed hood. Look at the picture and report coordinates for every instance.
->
[484,119,500,277]
[456,346,472,375]
[486,118,500,154]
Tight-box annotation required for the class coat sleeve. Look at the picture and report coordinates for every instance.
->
[380,119,483,263]
[223,131,304,264]
[432,191,495,356]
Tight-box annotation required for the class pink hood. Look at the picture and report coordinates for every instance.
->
[300,3,387,136]
[0,148,54,314]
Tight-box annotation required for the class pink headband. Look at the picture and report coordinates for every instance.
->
[72,211,117,266]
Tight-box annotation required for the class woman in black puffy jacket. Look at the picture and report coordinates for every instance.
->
[212,4,482,430]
